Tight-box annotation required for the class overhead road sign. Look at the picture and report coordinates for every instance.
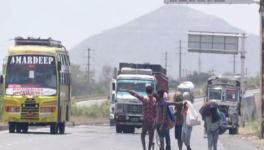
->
[164,0,256,4]
[188,31,240,54]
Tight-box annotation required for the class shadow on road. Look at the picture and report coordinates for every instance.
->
[10,132,71,135]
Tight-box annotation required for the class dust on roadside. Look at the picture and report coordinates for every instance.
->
[69,116,109,126]
[239,127,264,149]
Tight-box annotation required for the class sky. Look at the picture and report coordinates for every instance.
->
[0,0,260,50]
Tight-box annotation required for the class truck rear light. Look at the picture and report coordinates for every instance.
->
[40,107,56,113]
[5,106,20,113]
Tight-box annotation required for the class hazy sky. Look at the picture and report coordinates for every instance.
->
[0,0,260,49]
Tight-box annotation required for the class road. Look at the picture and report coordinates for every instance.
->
[0,99,262,150]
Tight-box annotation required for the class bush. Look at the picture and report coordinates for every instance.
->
[71,101,110,118]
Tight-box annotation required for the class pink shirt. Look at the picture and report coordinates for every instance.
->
[129,91,156,122]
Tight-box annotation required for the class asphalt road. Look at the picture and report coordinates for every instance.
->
[0,99,262,150]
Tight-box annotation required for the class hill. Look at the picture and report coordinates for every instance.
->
[70,5,259,78]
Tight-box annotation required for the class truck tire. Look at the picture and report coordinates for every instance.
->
[110,119,115,126]
[229,127,238,135]
[58,122,65,134]
[129,127,135,134]
[123,126,135,134]
[8,123,15,133]
[50,123,58,134]
[116,125,122,133]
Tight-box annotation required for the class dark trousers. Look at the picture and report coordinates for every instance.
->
[141,121,155,150]
[157,124,171,150]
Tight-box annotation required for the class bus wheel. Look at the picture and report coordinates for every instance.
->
[16,124,22,133]
[8,123,15,133]
[22,123,29,133]
[58,122,65,134]
[50,123,58,134]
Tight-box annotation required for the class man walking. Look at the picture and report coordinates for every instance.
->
[156,90,171,150]
[126,86,156,150]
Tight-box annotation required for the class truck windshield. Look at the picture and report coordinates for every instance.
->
[178,88,190,93]
[117,79,154,92]
[225,88,239,102]
[208,88,222,100]
[5,55,57,96]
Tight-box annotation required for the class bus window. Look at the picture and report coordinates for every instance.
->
[6,55,57,96]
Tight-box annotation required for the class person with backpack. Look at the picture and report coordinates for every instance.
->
[156,90,172,150]
[126,86,156,150]
[201,102,221,150]
[172,92,184,150]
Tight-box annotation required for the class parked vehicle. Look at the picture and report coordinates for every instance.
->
[1,37,71,134]
[113,63,168,133]
[109,79,116,126]
[177,81,195,103]
[205,75,241,134]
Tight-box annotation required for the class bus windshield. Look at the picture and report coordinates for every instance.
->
[5,55,57,96]
[117,79,155,93]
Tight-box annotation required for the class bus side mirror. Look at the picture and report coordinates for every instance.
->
[58,61,62,71]
[0,75,3,84]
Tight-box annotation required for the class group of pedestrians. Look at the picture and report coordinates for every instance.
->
[126,85,223,150]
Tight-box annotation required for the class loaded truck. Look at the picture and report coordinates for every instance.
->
[205,75,241,134]
[177,81,195,103]
[113,63,168,133]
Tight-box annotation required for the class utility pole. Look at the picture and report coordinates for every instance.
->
[233,54,236,75]
[179,40,182,81]
[198,53,201,73]
[165,51,168,71]
[87,48,91,84]
[260,0,264,138]
[240,33,246,128]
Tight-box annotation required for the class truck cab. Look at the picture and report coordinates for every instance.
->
[206,75,241,134]
[113,63,168,133]
[114,68,156,133]
[177,81,195,103]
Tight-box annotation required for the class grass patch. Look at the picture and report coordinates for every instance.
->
[71,101,110,119]
[240,119,261,136]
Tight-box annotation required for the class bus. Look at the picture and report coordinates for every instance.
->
[0,37,71,134]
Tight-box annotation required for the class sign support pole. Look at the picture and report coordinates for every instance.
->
[260,0,264,138]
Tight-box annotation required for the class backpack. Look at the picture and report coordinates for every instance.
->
[158,100,176,129]
[166,104,176,129]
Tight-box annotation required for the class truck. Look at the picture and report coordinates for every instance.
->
[205,75,241,134]
[177,81,195,103]
[113,63,168,133]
